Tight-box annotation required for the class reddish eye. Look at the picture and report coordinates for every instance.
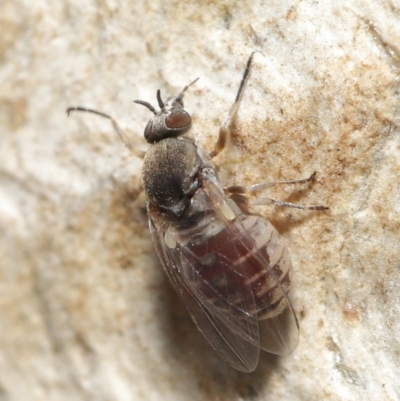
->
[165,110,191,129]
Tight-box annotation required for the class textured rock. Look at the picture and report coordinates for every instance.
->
[1,1,399,400]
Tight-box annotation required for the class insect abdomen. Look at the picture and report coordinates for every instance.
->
[240,214,291,319]
[183,206,291,321]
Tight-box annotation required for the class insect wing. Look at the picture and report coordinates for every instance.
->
[201,176,299,356]
[148,212,260,372]
[147,172,299,370]
[257,300,299,355]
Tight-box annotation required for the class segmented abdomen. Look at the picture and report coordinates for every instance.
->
[183,207,292,321]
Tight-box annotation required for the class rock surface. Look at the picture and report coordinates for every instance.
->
[1,1,399,400]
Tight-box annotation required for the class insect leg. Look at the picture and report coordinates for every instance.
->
[66,107,144,158]
[229,193,329,211]
[227,172,318,194]
[225,172,329,210]
[251,198,329,211]
[209,52,256,159]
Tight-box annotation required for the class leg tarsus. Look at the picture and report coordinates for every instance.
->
[248,172,317,192]
[225,172,329,211]
[225,172,317,195]
[251,198,329,211]
[66,107,142,157]
[209,52,256,159]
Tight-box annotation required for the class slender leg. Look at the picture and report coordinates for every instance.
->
[209,52,256,159]
[225,172,329,211]
[66,107,144,157]
[251,198,329,211]
[226,172,318,194]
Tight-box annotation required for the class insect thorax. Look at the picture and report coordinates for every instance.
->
[142,137,207,217]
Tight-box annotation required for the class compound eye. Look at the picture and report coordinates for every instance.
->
[165,109,191,130]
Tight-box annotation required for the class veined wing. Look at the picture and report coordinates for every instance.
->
[200,173,299,355]
[147,169,299,370]
[148,212,260,372]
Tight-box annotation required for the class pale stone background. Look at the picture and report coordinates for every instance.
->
[1,1,400,400]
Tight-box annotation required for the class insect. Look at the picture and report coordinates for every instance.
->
[67,53,328,372]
